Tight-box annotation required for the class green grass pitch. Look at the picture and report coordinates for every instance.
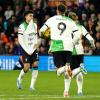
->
[0,70,100,100]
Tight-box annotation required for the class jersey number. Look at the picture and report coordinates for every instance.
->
[58,22,66,35]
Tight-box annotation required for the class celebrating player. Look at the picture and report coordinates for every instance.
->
[63,12,95,96]
[39,4,81,97]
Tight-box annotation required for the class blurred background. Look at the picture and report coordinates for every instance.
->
[0,0,100,71]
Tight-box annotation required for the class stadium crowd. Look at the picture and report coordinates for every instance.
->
[0,0,100,55]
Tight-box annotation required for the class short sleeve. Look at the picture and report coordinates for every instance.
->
[71,21,79,32]
[44,17,52,27]
[18,24,24,34]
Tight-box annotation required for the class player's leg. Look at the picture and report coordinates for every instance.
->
[63,54,78,97]
[76,55,84,96]
[63,51,72,97]
[64,72,71,97]
[52,51,72,77]
[72,55,87,77]
[17,52,30,89]
[63,55,81,97]
[80,58,87,75]
[71,55,81,77]
[71,55,84,96]
[17,63,30,89]
[76,72,83,96]
[30,51,39,90]
[52,51,66,76]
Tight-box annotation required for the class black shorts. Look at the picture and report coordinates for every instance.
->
[22,49,39,64]
[52,51,72,68]
[70,55,83,70]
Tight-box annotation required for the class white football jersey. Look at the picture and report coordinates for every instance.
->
[40,15,80,52]
[18,20,38,55]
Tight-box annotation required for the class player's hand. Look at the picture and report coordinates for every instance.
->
[33,44,38,49]
[29,53,32,55]
[48,50,52,55]
[28,52,32,55]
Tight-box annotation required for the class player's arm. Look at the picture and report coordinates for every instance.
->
[71,22,80,44]
[39,24,50,38]
[18,25,31,55]
[39,18,51,38]
[82,26,95,48]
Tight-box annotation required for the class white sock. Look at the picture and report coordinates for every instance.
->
[30,70,38,89]
[64,72,71,93]
[18,69,25,80]
[72,67,81,77]
[57,66,66,76]
[76,72,83,94]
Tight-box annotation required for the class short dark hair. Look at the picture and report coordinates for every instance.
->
[23,10,33,17]
[57,4,66,13]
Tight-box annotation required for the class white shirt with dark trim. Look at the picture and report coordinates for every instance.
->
[18,20,38,55]
[39,15,80,52]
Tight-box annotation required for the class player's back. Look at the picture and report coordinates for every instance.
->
[48,15,74,40]
[46,15,77,52]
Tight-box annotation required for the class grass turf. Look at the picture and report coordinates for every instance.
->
[0,70,100,100]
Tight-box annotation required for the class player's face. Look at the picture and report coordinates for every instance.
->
[25,13,33,23]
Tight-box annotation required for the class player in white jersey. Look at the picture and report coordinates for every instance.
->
[17,10,39,90]
[39,4,81,97]
[63,12,95,96]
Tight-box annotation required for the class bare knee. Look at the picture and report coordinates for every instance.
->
[33,61,38,68]
[23,63,30,73]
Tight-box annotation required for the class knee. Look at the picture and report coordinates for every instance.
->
[33,61,38,67]
[23,67,29,73]
[77,73,83,81]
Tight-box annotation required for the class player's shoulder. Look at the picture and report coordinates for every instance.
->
[79,24,86,31]
[18,22,27,33]
[19,22,26,29]
[66,16,74,22]
[76,23,82,28]
[47,16,55,21]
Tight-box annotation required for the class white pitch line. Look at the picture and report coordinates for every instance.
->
[0,94,100,100]
[48,95,100,99]
[7,98,37,100]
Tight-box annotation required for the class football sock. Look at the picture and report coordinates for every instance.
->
[64,72,71,93]
[18,69,25,80]
[72,67,81,77]
[30,69,38,89]
[76,72,83,94]
[57,66,66,76]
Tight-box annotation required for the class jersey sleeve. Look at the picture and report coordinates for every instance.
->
[71,21,79,33]
[71,21,80,44]
[82,26,95,48]
[45,18,51,27]
[39,18,51,37]
[18,24,24,34]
